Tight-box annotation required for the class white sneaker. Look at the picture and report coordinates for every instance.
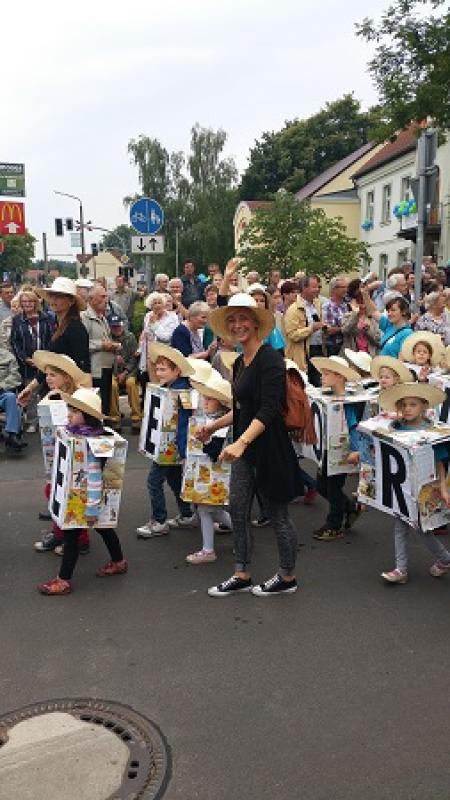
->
[168,514,197,529]
[136,520,169,538]
[26,424,37,433]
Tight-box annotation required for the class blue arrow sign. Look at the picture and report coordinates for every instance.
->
[129,197,164,235]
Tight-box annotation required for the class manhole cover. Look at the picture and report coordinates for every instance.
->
[0,698,170,800]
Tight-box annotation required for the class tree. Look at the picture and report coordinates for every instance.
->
[124,125,238,274]
[239,192,369,279]
[356,0,450,138]
[0,231,36,280]
[239,95,374,199]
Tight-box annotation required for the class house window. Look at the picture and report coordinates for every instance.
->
[381,184,391,223]
[401,176,412,202]
[379,253,388,281]
[397,249,409,267]
[366,190,374,223]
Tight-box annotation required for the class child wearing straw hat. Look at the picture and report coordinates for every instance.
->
[310,356,364,541]
[32,350,91,555]
[378,382,450,584]
[38,388,128,595]
[399,331,445,383]
[184,373,233,564]
[136,343,197,538]
[370,355,412,392]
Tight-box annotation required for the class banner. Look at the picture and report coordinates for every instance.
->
[49,428,127,529]
[181,416,231,505]
[357,426,450,530]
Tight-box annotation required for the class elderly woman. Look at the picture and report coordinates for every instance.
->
[154,273,169,293]
[363,291,413,358]
[415,291,450,346]
[170,301,211,359]
[199,293,300,597]
[168,277,188,320]
[10,288,54,431]
[341,279,380,356]
[138,291,179,383]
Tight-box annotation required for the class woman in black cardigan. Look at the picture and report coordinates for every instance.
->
[18,278,91,406]
[200,292,300,597]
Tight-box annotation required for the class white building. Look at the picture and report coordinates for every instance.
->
[353,128,450,279]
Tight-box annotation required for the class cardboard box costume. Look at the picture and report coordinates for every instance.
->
[139,383,196,465]
[357,417,450,531]
[37,397,69,478]
[181,416,231,505]
[49,427,127,529]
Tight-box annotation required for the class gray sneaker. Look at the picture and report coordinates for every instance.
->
[137,520,169,538]
[168,514,197,529]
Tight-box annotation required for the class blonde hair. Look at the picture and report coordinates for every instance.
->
[18,289,41,311]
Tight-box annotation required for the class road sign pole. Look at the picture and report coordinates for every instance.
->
[145,254,153,290]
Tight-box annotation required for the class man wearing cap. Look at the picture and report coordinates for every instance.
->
[284,275,325,386]
[81,283,121,415]
[109,315,141,433]
[111,275,138,325]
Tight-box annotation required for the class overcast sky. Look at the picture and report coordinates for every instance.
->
[2,0,388,261]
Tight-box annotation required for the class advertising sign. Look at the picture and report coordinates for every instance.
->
[0,201,25,235]
[0,163,25,197]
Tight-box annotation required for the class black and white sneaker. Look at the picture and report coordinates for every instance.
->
[251,574,298,596]
[208,575,253,597]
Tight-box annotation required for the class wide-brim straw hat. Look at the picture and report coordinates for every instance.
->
[148,342,195,378]
[380,381,446,412]
[310,356,361,383]
[32,350,88,387]
[400,330,445,366]
[186,358,213,384]
[191,375,232,408]
[344,349,372,374]
[60,387,105,420]
[209,293,274,341]
[36,277,86,311]
[220,351,239,371]
[285,358,308,386]
[370,355,412,383]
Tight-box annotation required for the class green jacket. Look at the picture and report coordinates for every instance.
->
[112,330,138,377]
[0,347,22,392]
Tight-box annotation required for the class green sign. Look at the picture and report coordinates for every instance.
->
[0,163,25,197]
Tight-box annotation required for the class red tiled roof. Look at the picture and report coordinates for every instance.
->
[352,127,418,180]
[244,201,273,210]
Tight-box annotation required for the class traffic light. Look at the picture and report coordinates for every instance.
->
[91,243,98,256]
[55,218,64,236]
[65,218,74,232]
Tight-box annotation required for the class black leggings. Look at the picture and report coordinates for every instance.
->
[59,528,123,580]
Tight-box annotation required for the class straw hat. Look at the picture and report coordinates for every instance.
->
[186,358,213,384]
[380,382,446,412]
[400,331,445,366]
[36,277,86,311]
[285,358,309,386]
[220,351,239,371]
[344,349,372,374]
[32,351,88,386]
[310,356,361,383]
[370,355,412,383]
[60,387,104,420]
[191,375,232,408]
[209,293,274,341]
[148,342,194,377]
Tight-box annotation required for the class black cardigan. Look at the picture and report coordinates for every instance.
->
[50,318,90,372]
[233,344,300,501]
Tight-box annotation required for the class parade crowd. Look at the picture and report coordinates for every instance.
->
[0,252,450,596]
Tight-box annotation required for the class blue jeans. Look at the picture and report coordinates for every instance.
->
[0,391,21,434]
[147,462,191,523]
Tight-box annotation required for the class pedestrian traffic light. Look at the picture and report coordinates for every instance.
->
[55,218,64,236]
[65,218,74,232]
[91,243,98,256]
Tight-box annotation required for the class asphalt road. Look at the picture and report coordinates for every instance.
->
[1,430,450,800]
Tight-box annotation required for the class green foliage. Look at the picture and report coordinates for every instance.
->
[239,192,369,279]
[125,125,237,275]
[0,231,36,278]
[356,0,450,138]
[239,95,374,200]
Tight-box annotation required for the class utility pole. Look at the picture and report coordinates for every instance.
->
[42,232,48,280]
[412,128,438,312]
[175,224,179,277]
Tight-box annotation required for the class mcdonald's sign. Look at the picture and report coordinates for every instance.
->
[0,201,25,236]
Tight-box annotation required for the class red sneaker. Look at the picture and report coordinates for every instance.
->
[303,488,318,505]
[96,559,128,577]
[38,577,72,595]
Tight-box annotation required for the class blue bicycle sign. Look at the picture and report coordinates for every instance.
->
[129,198,164,235]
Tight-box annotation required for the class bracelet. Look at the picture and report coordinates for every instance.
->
[239,435,251,447]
